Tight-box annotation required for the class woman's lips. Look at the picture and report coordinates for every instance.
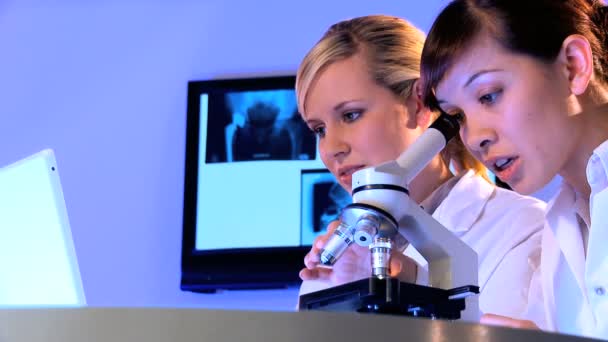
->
[337,165,365,188]
[493,157,521,183]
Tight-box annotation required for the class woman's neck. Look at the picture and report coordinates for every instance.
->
[408,155,454,203]
[560,102,608,199]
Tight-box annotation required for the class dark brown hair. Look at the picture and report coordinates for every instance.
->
[421,0,608,109]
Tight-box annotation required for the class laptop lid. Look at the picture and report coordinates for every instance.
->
[0,149,86,307]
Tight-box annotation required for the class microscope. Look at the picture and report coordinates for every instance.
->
[298,113,480,321]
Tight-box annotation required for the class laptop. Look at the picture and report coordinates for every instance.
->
[0,149,86,307]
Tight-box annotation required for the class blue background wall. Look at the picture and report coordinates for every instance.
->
[0,0,558,310]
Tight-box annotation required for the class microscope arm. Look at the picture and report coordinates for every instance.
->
[312,113,480,320]
[352,185,478,290]
[347,113,476,287]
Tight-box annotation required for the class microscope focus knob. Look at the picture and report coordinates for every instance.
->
[353,216,379,247]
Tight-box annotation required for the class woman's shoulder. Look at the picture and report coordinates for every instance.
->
[451,171,547,228]
[450,172,543,205]
[494,185,546,208]
[461,172,546,234]
[435,171,545,232]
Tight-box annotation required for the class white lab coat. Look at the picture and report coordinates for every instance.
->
[299,170,545,321]
[529,139,608,339]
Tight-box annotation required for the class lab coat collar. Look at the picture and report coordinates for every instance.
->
[588,138,608,183]
[432,170,495,235]
[587,139,608,216]
[545,182,588,298]
[584,138,608,288]
[544,139,608,297]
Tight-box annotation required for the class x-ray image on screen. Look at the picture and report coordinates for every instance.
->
[186,76,331,291]
[204,89,316,163]
[300,169,351,245]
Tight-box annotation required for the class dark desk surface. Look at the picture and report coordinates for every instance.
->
[0,308,600,342]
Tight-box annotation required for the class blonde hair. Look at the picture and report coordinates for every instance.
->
[296,15,489,181]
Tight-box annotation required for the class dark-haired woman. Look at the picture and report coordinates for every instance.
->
[421,0,608,338]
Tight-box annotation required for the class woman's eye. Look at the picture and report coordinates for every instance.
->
[453,112,465,123]
[441,109,465,124]
[342,111,362,122]
[479,90,502,105]
[312,126,326,138]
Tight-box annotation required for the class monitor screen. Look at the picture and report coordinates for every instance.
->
[181,76,351,292]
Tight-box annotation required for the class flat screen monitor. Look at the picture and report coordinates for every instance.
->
[181,76,351,292]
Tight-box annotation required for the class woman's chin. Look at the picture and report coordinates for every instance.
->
[509,178,545,196]
[336,181,351,194]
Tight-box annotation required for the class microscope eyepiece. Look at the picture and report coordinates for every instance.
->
[429,112,460,141]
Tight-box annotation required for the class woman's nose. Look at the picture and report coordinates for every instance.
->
[320,132,349,162]
[463,120,496,153]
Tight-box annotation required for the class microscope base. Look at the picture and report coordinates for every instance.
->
[298,277,478,320]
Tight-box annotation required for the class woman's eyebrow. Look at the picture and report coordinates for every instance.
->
[463,69,504,88]
[304,118,322,127]
[333,100,362,112]
[436,69,505,104]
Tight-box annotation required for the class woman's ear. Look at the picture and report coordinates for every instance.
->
[558,34,594,95]
[410,79,433,128]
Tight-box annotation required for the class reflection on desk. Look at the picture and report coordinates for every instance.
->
[0,308,601,342]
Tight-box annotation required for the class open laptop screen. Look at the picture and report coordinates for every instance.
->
[0,149,86,307]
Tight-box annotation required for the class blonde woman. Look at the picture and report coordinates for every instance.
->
[296,15,545,322]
